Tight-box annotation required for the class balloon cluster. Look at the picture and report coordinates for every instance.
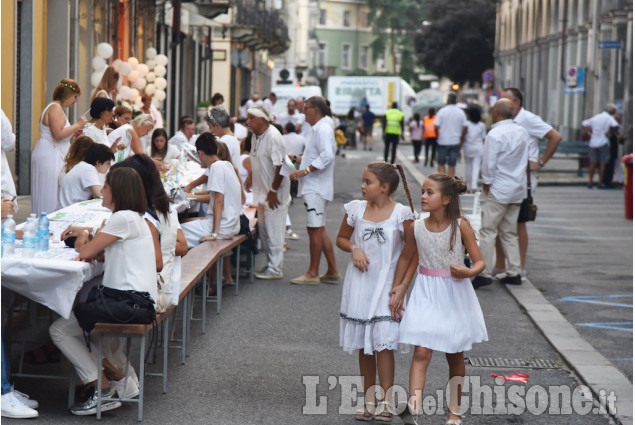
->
[91,43,168,109]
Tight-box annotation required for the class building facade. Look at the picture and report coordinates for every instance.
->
[495,0,633,140]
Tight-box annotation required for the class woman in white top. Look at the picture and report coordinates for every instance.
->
[50,167,162,414]
[90,66,119,103]
[408,113,424,163]
[108,114,153,163]
[462,106,487,193]
[146,128,180,170]
[237,136,254,206]
[31,79,87,214]
[58,136,95,188]
[83,98,118,150]
[58,143,114,208]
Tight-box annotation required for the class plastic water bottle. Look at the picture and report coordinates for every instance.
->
[2,215,15,258]
[22,217,37,258]
[180,148,187,166]
[38,213,49,252]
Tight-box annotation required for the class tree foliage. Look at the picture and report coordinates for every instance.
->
[366,0,427,83]
[415,0,496,83]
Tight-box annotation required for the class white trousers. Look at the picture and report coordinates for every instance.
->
[479,191,521,278]
[258,199,290,275]
[464,156,482,191]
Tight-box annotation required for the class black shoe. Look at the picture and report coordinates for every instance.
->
[501,274,522,285]
[472,275,492,289]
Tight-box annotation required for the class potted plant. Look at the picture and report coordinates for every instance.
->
[197,101,211,120]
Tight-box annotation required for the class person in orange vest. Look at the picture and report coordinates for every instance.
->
[423,108,437,167]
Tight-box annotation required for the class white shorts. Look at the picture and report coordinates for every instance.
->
[303,193,327,228]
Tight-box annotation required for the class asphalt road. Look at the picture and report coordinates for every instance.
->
[7,136,620,424]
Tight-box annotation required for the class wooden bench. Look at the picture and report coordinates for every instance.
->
[92,208,258,421]
[539,140,589,176]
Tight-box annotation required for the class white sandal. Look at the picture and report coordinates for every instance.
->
[446,409,463,425]
[355,401,375,421]
[374,400,394,422]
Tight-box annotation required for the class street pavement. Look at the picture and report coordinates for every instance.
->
[7,133,630,424]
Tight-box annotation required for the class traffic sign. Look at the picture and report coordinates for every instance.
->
[482,69,495,84]
[598,40,622,49]
[485,89,501,106]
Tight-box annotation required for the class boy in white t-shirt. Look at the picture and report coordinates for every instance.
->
[58,143,114,209]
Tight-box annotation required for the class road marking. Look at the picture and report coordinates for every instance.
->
[613,358,634,362]
[576,322,633,332]
[559,294,633,308]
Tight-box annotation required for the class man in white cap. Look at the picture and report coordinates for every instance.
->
[245,105,290,279]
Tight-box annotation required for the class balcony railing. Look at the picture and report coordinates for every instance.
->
[234,0,289,55]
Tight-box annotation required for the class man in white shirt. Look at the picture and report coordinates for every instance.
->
[245,93,263,111]
[472,99,529,289]
[498,87,562,280]
[205,105,241,167]
[434,92,468,176]
[288,96,341,284]
[276,100,303,129]
[262,92,277,119]
[168,116,196,150]
[245,106,290,279]
[181,133,242,247]
[582,103,620,188]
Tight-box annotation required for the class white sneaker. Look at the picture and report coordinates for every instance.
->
[520,270,527,282]
[285,229,300,240]
[1,391,39,418]
[492,268,507,280]
[112,376,139,400]
[11,388,38,409]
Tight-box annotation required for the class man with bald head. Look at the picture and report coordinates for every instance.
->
[472,99,529,289]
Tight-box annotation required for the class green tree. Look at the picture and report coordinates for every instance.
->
[415,0,496,83]
[366,0,427,84]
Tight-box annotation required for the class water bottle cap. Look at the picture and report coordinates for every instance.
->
[41,212,46,216]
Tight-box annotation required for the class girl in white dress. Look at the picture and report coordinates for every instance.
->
[31,79,86,214]
[336,162,416,422]
[389,173,487,425]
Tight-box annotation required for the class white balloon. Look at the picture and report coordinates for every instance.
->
[91,71,104,87]
[127,69,139,83]
[119,62,132,75]
[111,59,123,72]
[152,98,161,108]
[130,88,140,99]
[155,89,166,101]
[145,71,156,83]
[146,59,157,69]
[146,47,157,59]
[154,65,167,77]
[119,85,132,99]
[97,42,113,59]
[145,83,156,95]
[154,77,167,90]
[133,77,146,90]
[127,57,139,69]
[92,56,107,71]
[136,64,149,77]
[155,54,168,66]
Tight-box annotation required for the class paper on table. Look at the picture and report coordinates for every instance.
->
[279,155,297,177]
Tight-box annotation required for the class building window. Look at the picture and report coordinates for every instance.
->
[342,43,351,69]
[319,9,326,25]
[359,12,368,27]
[360,45,369,69]
[376,51,385,71]
[344,10,351,27]
[318,43,327,67]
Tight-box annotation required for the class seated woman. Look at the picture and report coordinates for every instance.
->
[181,133,243,248]
[82,98,118,151]
[108,114,153,163]
[108,105,132,131]
[145,128,179,171]
[58,136,95,186]
[50,167,161,416]
[58,143,114,208]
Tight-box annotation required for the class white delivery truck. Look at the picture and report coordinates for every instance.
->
[327,76,416,122]
[270,85,323,118]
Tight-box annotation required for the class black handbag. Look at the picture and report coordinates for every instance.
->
[74,285,156,333]
[518,163,537,222]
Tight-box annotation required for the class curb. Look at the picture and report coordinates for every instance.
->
[397,150,633,425]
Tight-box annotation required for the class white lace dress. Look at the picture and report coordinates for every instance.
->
[399,217,488,353]
[340,200,416,355]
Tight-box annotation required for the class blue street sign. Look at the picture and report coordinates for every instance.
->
[598,40,623,49]
[564,67,585,94]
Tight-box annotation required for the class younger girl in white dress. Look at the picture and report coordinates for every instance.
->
[336,162,416,422]
[389,173,488,425]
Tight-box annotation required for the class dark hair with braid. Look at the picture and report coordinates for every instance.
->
[425,173,468,250]
[365,162,415,213]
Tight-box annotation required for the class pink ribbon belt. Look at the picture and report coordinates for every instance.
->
[419,266,461,282]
